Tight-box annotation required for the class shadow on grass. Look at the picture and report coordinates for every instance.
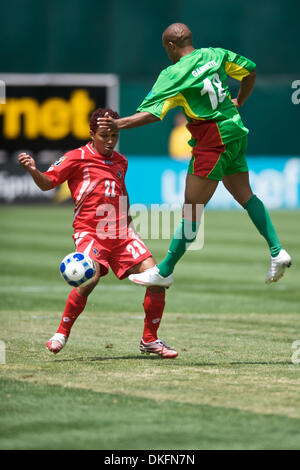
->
[51,354,161,363]
[195,361,292,366]
[49,355,292,366]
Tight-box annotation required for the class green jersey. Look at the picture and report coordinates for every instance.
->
[137,48,256,144]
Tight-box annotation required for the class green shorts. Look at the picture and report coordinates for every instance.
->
[188,135,249,181]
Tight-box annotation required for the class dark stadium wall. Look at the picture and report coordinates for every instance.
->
[0,0,299,156]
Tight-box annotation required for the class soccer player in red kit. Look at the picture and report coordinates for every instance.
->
[18,107,178,359]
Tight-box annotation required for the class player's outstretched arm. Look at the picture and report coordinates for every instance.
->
[232,69,256,108]
[97,111,159,131]
[18,153,53,191]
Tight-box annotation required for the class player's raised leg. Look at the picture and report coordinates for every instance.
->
[46,262,101,354]
[127,256,178,358]
[157,173,217,277]
[222,172,292,282]
[129,173,217,287]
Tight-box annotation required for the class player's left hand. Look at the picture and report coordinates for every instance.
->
[97,112,118,131]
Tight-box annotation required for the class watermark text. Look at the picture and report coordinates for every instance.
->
[291,80,300,104]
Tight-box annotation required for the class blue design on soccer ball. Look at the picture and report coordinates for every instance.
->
[59,251,96,288]
[73,253,84,261]
[85,268,94,279]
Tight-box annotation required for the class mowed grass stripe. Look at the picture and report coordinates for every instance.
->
[1,378,300,450]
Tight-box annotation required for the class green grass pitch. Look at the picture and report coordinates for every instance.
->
[0,205,300,450]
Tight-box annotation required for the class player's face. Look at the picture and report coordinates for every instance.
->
[91,128,119,156]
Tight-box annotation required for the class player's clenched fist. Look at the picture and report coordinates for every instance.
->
[18,152,52,190]
[18,153,37,172]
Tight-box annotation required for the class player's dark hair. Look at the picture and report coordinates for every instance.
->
[162,23,192,48]
[89,107,120,133]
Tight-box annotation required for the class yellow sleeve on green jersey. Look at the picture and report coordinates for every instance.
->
[219,48,256,81]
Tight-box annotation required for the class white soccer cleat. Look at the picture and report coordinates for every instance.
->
[128,265,173,287]
[46,332,67,354]
[140,338,178,358]
[265,249,292,284]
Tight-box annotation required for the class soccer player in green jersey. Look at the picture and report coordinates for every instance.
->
[98,23,291,287]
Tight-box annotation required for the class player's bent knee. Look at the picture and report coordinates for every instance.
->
[76,261,101,297]
[128,256,156,275]
[237,192,254,207]
[76,276,100,297]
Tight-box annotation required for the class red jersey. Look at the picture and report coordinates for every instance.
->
[44,143,128,237]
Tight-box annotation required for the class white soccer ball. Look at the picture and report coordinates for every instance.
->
[60,252,96,287]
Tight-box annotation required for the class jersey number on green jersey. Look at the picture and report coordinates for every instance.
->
[201,73,226,110]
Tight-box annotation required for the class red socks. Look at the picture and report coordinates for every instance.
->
[142,289,165,343]
[56,287,165,343]
[57,288,87,338]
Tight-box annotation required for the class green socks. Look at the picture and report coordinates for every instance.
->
[157,218,200,277]
[157,195,281,279]
[244,195,281,257]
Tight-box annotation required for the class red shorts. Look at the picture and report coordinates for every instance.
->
[72,228,152,280]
